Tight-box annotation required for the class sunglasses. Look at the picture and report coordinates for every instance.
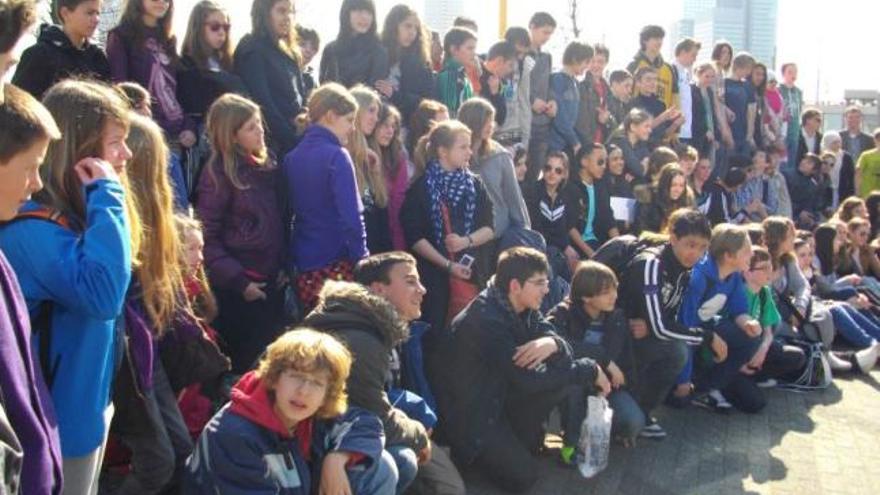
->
[543,165,565,175]
[207,22,231,33]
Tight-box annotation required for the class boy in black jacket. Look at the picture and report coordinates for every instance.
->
[548,261,645,458]
[480,40,516,125]
[620,208,723,438]
[441,247,609,492]
[700,164,749,225]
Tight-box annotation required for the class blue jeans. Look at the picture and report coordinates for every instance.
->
[562,387,646,445]
[385,445,417,495]
[348,449,398,495]
[829,303,880,348]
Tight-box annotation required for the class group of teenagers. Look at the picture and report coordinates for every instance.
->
[3,0,880,494]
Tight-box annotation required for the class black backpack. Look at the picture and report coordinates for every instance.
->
[592,235,659,275]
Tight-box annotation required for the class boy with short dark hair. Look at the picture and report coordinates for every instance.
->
[495,27,533,148]
[296,25,321,95]
[735,149,774,221]
[627,25,677,108]
[436,27,477,117]
[549,41,593,155]
[785,152,823,229]
[607,69,633,128]
[620,208,718,437]
[795,108,824,166]
[480,40,517,125]
[679,224,762,412]
[630,66,683,146]
[441,247,607,492]
[524,12,558,182]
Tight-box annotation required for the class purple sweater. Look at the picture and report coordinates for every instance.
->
[195,155,285,293]
[106,27,194,138]
[0,250,62,494]
[283,125,368,272]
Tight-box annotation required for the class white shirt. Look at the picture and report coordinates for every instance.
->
[674,60,694,139]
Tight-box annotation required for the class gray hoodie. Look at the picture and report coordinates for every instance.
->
[471,144,531,238]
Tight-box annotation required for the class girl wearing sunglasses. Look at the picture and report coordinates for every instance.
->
[179,0,248,131]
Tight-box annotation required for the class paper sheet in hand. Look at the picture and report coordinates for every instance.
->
[610,197,636,223]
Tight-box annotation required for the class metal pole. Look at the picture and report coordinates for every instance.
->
[499,0,508,39]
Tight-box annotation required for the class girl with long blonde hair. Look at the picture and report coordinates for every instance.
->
[348,85,391,252]
[0,79,137,493]
[195,93,285,374]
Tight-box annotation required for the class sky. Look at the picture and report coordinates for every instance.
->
[7,0,877,104]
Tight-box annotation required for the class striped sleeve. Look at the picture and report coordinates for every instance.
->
[641,257,704,344]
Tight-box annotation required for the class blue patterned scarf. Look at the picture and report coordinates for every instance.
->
[424,160,477,252]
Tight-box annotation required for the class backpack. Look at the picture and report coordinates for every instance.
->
[592,235,660,275]
[0,207,71,390]
[776,337,832,391]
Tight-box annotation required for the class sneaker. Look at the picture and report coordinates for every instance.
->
[692,390,733,413]
[638,419,667,439]
[826,350,854,372]
[756,378,777,388]
[853,344,879,374]
[559,445,576,467]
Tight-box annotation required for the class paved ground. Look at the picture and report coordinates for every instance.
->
[463,370,880,495]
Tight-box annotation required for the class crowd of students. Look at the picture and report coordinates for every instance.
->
[2,0,880,493]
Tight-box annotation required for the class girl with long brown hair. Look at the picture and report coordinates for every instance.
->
[106,0,197,150]
[369,103,412,251]
[378,3,434,123]
[195,93,285,374]
[233,0,306,156]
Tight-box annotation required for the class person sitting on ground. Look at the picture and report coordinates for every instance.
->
[565,143,618,258]
[678,224,762,413]
[439,247,609,493]
[548,261,645,458]
[303,252,466,495]
[620,208,719,437]
[719,246,806,413]
[184,329,397,493]
[634,163,694,235]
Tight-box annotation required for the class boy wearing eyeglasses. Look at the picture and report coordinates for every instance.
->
[720,246,806,413]
[440,247,608,492]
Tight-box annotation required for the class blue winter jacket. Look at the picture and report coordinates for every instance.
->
[185,372,386,494]
[0,179,131,456]
[679,253,750,331]
[549,71,582,152]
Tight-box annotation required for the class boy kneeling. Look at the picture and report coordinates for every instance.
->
[185,329,396,494]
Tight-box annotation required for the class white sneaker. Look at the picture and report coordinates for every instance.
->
[854,344,880,374]
[709,389,733,409]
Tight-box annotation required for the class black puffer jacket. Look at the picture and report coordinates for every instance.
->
[12,24,110,99]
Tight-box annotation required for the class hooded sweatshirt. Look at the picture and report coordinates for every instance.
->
[12,23,111,99]
[470,144,531,238]
[0,251,63,494]
[303,281,429,452]
[184,372,384,494]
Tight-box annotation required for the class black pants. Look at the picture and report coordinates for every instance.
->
[108,354,193,494]
[214,286,283,374]
[722,340,806,413]
[472,386,572,493]
[630,337,689,416]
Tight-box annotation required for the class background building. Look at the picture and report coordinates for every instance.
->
[669,0,778,68]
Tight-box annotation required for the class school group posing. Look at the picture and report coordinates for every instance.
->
[3,0,880,494]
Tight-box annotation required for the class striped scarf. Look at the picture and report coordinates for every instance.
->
[425,160,476,252]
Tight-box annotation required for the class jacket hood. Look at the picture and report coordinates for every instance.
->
[303,280,409,348]
[37,24,96,52]
[229,371,314,449]
[473,144,512,170]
